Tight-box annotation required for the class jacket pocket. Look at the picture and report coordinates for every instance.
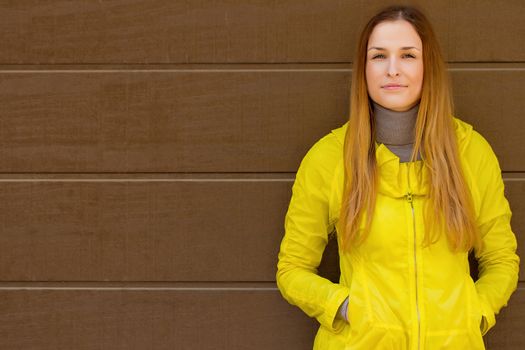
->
[465,274,484,335]
[345,267,411,348]
[345,268,370,337]
[424,274,486,350]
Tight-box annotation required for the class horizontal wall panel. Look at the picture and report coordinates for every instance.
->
[0,68,523,172]
[0,284,316,350]
[0,177,522,282]
[0,1,523,64]
[0,70,347,173]
[0,283,522,349]
[0,179,291,282]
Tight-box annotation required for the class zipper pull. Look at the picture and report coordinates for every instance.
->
[406,192,413,203]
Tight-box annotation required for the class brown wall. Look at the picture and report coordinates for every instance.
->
[0,1,523,349]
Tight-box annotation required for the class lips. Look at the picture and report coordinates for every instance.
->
[382,84,407,88]
[382,84,407,90]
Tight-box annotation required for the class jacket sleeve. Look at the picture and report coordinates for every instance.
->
[276,134,350,333]
[470,132,520,336]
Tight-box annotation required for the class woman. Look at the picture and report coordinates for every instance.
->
[276,5,519,350]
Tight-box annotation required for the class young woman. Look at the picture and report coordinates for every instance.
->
[276,5,520,350]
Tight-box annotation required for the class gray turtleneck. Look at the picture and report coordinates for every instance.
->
[372,100,422,162]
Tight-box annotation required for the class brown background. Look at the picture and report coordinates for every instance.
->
[0,0,523,349]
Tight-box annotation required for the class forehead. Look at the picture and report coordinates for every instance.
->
[367,20,422,49]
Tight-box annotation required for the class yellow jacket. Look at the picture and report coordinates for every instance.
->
[276,117,520,350]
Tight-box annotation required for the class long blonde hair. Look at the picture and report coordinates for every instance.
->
[338,5,481,254]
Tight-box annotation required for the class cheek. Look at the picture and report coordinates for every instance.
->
[413,63,424,86]
[365,64,380,87]
[404,64,423,93]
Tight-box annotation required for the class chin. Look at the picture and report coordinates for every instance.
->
[379,102,405,111]
[378,99,417,111]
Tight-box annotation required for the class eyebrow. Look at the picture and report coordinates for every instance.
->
[368,46,421,51]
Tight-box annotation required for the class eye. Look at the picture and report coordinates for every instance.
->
[371,53,416,59]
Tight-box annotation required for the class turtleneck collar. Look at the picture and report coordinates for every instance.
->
[372,100,420,146]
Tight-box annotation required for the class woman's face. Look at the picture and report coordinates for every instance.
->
[365,20,424,112]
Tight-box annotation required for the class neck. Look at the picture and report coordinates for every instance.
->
[372,101,419,146]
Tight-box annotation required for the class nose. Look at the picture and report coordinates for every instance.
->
[387,57,400,77]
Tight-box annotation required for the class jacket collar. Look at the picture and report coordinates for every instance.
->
[330,116,473,198]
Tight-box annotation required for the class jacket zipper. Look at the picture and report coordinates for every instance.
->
[406,192,421,350]
[406,163,421,350]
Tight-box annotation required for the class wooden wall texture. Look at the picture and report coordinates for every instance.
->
[0,1,523,349]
